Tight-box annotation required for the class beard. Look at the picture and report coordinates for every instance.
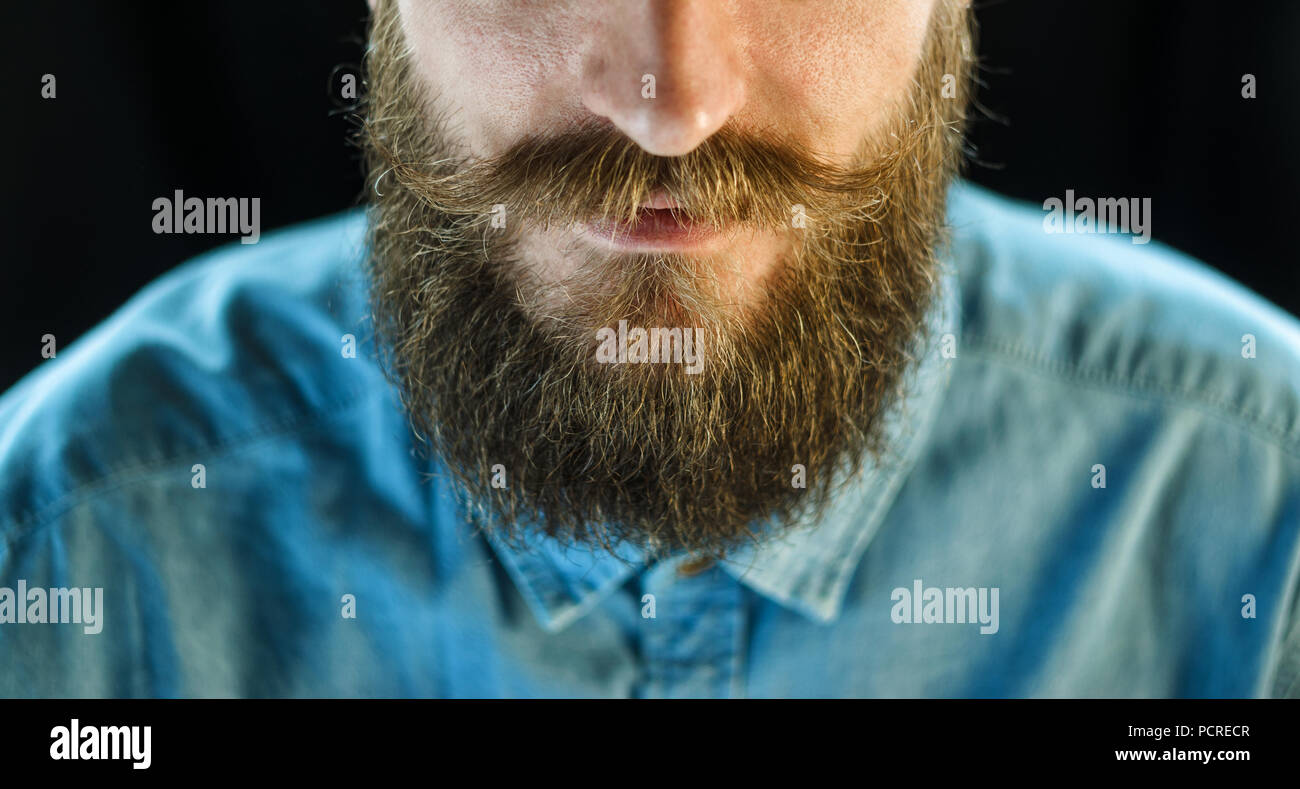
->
[361,0,973,559]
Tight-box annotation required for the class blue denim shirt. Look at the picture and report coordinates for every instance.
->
[3,182,1299,697]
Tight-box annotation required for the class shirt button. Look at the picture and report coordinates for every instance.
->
[677,556,716,577]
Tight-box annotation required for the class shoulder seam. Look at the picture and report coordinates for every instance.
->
[961,334,1300,458]
[0,383,377,554]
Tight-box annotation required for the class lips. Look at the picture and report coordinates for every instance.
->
[580,190,723,251]
[641,189,680,210]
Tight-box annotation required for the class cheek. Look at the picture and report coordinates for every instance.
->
[395,0,587,157]
[743,0,936,161]
[396,0,937,163]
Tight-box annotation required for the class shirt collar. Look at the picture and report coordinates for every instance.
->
[485,256,958,633]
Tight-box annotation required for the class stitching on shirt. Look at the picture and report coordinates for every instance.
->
[960,334,1300,458]
[0,384,376,554]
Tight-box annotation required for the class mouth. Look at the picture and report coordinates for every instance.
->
[578,190,726,252]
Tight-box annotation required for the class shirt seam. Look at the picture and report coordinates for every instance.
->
[0,384,376,556]
[960,334,1300,458]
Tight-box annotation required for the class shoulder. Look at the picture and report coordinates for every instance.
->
[936,184,1300,697]
[944,181,1300,450]
[0,210,384,535]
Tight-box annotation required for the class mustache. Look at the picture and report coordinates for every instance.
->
[366,115,911,234]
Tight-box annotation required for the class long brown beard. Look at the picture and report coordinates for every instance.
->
[361,0,973,559]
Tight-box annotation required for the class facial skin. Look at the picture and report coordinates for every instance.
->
[390,0,945,310]
[362,0,973,558]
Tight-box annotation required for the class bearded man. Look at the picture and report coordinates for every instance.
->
[2,0,1299,698]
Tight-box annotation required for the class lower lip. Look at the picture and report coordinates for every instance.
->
[580,208,724,252]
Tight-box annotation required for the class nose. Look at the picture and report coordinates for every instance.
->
[580,1,746,157]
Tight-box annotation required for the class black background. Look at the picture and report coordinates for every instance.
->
[3,0,1297,391]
